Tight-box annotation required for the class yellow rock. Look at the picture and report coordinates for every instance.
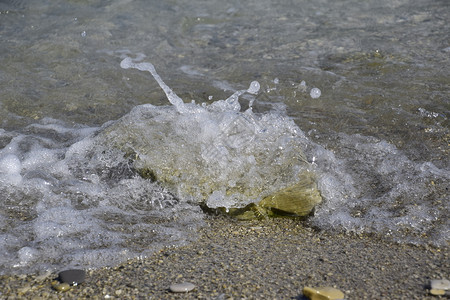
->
[96,100,322,218]
[258,171,321,217]
[52,282,71,292]
[430,289,445,296]
[303,286,345,300]
[222,171,321,220]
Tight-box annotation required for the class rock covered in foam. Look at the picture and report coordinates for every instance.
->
[91,58,322,216]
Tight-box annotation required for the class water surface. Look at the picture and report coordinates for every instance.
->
[0,0,448,274]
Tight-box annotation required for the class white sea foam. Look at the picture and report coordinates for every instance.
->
[0,58,307,274]
[0,154,22,185]
[0,154,21,174]
[308,133,449,245]
[0,118,202,274]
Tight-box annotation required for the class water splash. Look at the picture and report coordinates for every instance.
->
[96,58,319,211]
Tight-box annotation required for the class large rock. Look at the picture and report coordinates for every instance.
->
[86,58,323,217]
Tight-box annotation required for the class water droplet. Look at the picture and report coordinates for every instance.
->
[310,88,321,99]
[247,81,260,94]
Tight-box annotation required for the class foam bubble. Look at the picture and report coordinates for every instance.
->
[0,154,22,185]
[16,247,39,266]
[0,154,21,174]
[310,87,321,98]
[247,81,260,95]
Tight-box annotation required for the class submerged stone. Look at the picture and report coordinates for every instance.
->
[96,104,322,218]
[90,58,322,217]
[258,171,321,217]
[223,171,321,220]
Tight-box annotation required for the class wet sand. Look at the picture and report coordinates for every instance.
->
[1,216,448,299]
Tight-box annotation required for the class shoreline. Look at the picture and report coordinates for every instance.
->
[1,216,448,299]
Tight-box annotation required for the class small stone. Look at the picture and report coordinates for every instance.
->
[303,286,345,300]
[169,282,196,293]
[58,269,86,286]
[430,289,445,296]
[17,285,32,294]
[431,279,450,290]
[52,282,71,292]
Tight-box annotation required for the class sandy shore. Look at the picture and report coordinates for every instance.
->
[1,216,448,299]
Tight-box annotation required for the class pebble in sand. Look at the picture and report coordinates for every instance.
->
[58,269,86,286]
[303,286,345,300]
[52,282,71,292]
[169,282,196,293]
[52,269,86,292]
[430,278,450,296]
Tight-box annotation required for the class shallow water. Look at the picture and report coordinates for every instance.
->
[0,0,448,274]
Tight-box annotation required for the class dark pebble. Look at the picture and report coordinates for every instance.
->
[58,269,86,286]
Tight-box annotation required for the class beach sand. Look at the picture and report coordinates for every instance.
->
[1,215,448,299]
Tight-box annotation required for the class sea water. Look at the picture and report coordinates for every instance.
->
[0,0,448,274]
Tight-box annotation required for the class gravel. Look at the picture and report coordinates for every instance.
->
[0,216,448,299]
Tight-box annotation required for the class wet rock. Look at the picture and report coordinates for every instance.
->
[224,171,321,220]
[58,269,86,286]
[96,62,323,217]
[258,171,321,217]
[52,282,71,292]
[303,286,345,300]
[169,282,196,293]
